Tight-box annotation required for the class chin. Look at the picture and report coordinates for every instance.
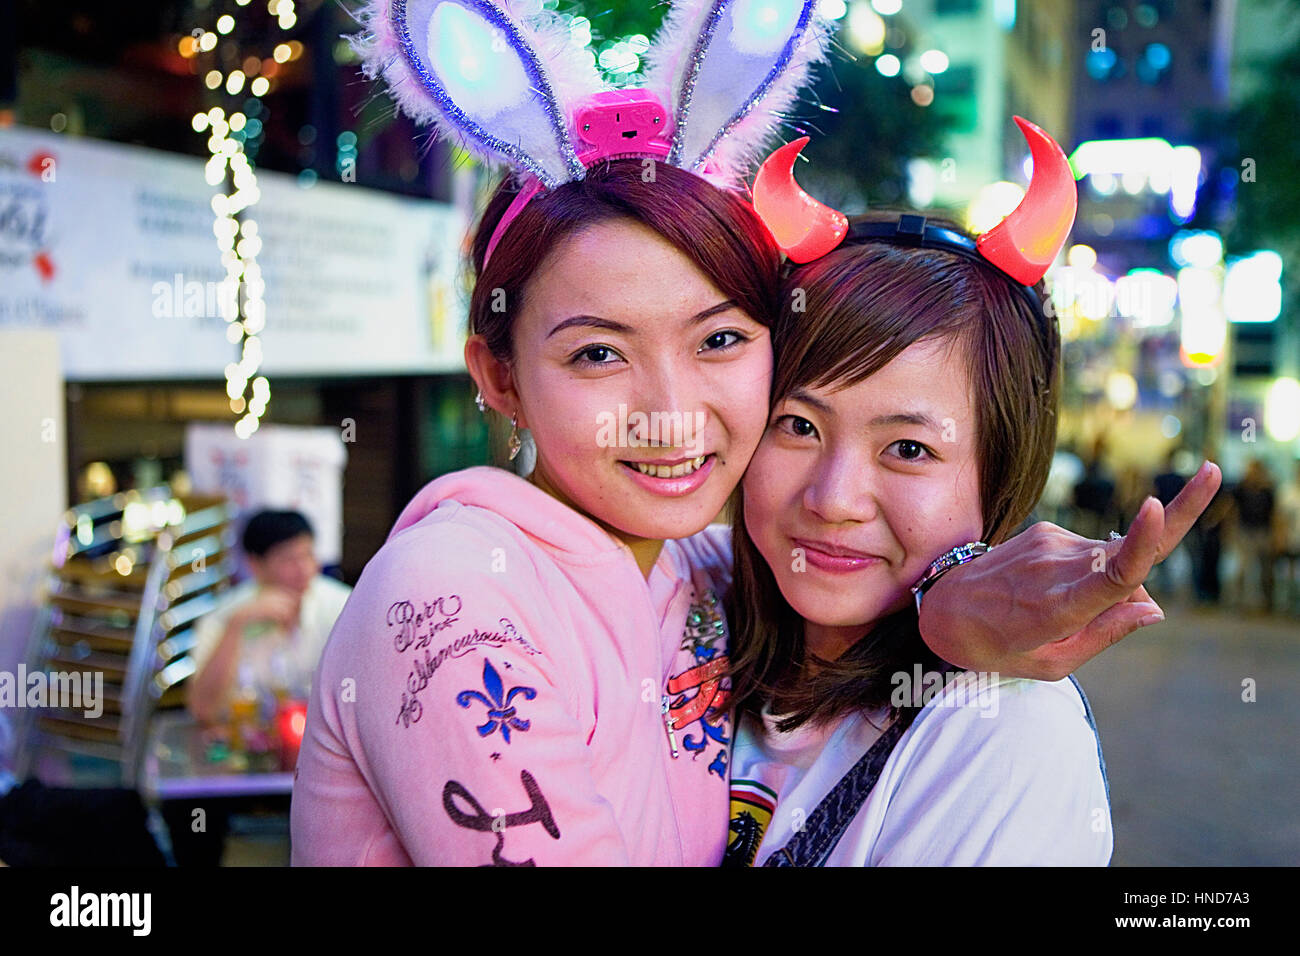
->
[779,574,907,629]
[607,501,720,542]
[602,465,736,541]
[786,594,875,630]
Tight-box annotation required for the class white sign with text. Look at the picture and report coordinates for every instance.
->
[0,127,467,380]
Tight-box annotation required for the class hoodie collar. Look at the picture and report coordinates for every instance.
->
[389,466,667,568]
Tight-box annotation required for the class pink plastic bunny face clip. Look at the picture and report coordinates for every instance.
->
[574,89,674,162]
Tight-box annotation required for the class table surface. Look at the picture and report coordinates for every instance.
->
[142,711,295,801]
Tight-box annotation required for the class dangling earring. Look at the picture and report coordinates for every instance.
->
[474,390,487,413]
[507,414,522,461]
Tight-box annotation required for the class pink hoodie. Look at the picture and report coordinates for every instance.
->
[290,466,734,865]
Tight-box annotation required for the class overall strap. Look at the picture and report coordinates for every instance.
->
[762,713,911,867]
[1067,674,1110,807]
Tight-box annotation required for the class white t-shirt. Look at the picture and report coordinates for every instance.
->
[192,574,353,699]
[727,672,1112,866]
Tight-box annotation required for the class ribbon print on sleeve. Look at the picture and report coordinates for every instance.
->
[663,588,731,778]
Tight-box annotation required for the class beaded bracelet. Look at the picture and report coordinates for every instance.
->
[911,541,994,613]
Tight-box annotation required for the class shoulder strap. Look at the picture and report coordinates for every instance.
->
[762,712,911,867]
[1067,674,1110,807]
[763,677,1109,867]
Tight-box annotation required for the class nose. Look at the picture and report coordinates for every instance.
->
[802,446,879,526]
[628,361,709,451]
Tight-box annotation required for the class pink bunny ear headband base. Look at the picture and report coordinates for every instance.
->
[481,100,734,267]
[484,178,546,266]
[483,88,682,266]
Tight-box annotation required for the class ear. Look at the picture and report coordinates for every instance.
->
[643,0,831,180]
[464,334,528,428]
[356,0,604,187]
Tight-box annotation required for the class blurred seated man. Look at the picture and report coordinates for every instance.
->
[188,510,351,724]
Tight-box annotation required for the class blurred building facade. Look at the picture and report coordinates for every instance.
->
[1057,0,1298,484]
[867,0,1075,209]
[837,0,1297,530]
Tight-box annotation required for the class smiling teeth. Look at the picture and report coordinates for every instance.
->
[632,456,707,478]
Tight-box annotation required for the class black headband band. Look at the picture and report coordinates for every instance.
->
[842,214,1055,352]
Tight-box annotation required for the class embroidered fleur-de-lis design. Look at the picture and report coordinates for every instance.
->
[456,658,537,744]
[708,748,727,780]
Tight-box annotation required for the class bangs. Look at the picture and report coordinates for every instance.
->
[774,242,981,404]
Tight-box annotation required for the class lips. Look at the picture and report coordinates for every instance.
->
[625,455,708,479]
[794,538,878,560]
[793,537,884,574]
[619,453,716,497]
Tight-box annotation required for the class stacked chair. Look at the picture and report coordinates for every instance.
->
[15,487,235,788]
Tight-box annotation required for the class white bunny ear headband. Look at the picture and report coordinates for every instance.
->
[354,0,834,264]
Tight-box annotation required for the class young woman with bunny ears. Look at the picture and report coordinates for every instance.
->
[290,0,1220,866]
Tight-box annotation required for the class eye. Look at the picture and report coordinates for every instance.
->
[571,344,624,366]
[774,414,818,439]
[699,329,746,353]
[888,439,934,462]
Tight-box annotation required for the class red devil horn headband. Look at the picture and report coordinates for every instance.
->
[752,116,1078,285]
[976,117,1078,284]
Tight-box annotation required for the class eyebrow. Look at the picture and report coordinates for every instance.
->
[785,389,943,431]
[867,412,944,430]
[546,299,739,339]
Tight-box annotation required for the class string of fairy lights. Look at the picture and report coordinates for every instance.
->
[181,0,303,438]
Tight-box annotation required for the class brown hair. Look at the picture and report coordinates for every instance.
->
[728,214,1061,731]
[467,160,782,360]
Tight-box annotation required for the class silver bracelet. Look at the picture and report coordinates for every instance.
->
[911,541,993,613]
